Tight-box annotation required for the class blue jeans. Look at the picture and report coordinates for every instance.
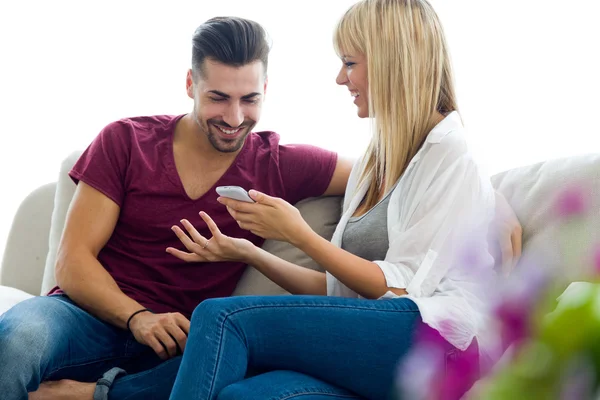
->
[170,295,424,400]
[0,295,181,400]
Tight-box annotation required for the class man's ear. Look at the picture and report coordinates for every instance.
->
[186,69,195,99]
[263,76,268,99]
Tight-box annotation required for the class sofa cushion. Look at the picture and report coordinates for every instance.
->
[1,183,56,296]
[491,153,600,279]
[0,285,34,316]
[41,151,342,297]
[41,151,82,295]
[233,195,342,296]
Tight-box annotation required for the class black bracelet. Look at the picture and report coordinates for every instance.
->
[126,308,152,332]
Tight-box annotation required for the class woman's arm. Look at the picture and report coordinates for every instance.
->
[219,193,408,299]
[248,247,327,295]
[290,229,407,299]
[167,212,326,295]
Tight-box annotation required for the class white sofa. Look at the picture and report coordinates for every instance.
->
[2,150,600,318]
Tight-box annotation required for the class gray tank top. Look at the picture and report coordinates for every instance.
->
[341,190,391,261]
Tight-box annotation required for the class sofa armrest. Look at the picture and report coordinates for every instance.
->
[0,182,56,295]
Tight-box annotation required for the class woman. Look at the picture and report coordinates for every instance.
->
[168,0,495,398]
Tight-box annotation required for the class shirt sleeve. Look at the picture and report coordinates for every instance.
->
[69,121,131,207]
[278,144,338,205]
[375,148,495,298]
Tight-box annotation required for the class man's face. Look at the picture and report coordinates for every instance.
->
[187,59,267,153]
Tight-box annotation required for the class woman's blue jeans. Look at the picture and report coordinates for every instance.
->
[170,295,426,400]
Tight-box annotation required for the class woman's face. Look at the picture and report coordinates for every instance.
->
[336,53,369,118]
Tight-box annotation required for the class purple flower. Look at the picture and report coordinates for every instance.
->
[396,342,445,400]
[397,323,480,400]
[554,185,588,218]
[492,263,553,351]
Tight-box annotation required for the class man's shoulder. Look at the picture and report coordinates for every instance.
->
[246,131,331,155]
[97,114,183,145]
[105,114,182,133]
[247,130,281,148]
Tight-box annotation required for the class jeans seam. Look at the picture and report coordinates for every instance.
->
[206,301,418,397]
[225,303,420,318]
[46,355,131,378]
[208,313,228,398]
[115,356,180,385]
[279,393,361,400]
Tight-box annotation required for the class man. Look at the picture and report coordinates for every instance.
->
[0,17,352,399]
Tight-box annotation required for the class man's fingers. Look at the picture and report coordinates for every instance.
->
[174,313,191,335]
[145,335,168,360]
[165,324,188,353]
[154,328,178,358]
[165,247,203,262]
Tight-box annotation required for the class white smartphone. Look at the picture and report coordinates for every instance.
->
[216,186,255,203]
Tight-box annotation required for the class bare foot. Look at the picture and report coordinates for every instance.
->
[29,379,95,400]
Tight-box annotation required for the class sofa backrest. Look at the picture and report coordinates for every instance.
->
[0,183,56,294]
[491,153,600,280]
[3,150,599,296]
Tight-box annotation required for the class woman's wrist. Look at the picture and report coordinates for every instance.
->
[289,224,319,251]
[239,241,261,265]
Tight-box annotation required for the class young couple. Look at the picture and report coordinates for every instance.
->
[0,1,520,399]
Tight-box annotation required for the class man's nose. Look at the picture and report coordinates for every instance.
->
[223,103,244,127]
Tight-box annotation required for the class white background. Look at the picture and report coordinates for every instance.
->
[0,0,599,269]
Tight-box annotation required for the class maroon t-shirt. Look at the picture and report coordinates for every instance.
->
[48,115,337,317]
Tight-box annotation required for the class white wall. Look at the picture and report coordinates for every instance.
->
[1,0,598,269]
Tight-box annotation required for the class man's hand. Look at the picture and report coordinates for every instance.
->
[491,191,523,277]
[128,311,190,360]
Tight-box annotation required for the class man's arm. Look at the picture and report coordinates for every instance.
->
[55,181,142,327]
[323,156,354,196]
[55,182,188,360]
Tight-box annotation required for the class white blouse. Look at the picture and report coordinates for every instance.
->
[327,112,496,351]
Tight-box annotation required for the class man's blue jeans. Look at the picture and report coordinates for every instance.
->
[0,295,181,400]
[170,295,425,400]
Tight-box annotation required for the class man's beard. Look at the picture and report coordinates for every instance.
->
[193,111,255,153]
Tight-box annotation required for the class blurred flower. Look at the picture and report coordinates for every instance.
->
[397,322,480,400]
[559,354,596,400]
[493,263,553,350]
[396,341,445,400]
[554,185,588,219]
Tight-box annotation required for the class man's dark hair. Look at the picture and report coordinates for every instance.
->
[191,17,271,79]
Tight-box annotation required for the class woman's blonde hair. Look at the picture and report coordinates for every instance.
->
[334,0,458,209]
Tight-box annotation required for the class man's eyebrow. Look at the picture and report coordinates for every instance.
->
[242,92,261,99]
[208,90,230,98]
[207,90,261,99]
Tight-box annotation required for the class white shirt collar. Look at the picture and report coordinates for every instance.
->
[409,111,463,166]
[425,111,463,144]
